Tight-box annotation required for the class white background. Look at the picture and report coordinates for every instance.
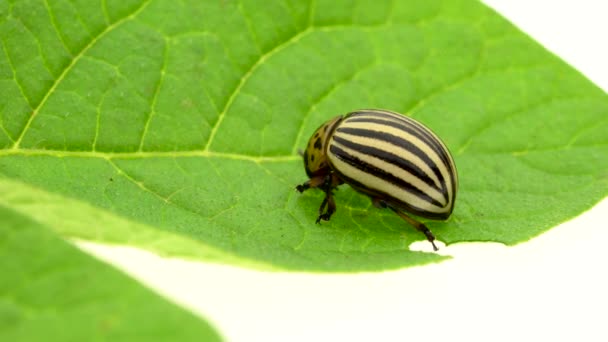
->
[78,2,608,341]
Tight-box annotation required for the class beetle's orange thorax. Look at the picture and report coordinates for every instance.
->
[303,115,343,177]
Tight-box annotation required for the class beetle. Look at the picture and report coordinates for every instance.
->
[296,109,458,251]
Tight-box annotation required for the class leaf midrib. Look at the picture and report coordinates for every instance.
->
[0,148,300,163]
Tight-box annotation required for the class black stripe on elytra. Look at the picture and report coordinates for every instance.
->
[334,127,447,188]
[346,111,452,170]
[347,110,457,209]
[331,135,446,201]
[332,169,450,219]
[329,144,444,208]
[344,115,450,168]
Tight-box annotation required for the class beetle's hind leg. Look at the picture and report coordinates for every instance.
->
[392,209,438,251]
[373,199,438,251]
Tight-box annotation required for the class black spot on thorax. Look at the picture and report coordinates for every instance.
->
[313,138,322,150]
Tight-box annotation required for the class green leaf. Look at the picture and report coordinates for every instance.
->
[0,204,221,341]
[1,0,607,272]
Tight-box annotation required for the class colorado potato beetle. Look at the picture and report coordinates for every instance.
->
[296,109,458,251]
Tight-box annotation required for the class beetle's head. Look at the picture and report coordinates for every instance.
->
[303,115,343,178]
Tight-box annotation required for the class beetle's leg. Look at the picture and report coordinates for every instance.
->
[298,174,339,223]
[296,175,325,193]
[295,181,310,193]
[316,195,329,223]
[316,191,336,223]
[375,199,438,251]
[316,175,336,223]
[392,209,438,251]
[372,197,387,209]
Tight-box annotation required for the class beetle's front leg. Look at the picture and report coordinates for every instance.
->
[296,175,326,193]
[297,173,341,223]
[316,191,336,223]
[315,175,337,223]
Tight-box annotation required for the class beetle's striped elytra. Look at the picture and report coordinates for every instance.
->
[296,109,458,251]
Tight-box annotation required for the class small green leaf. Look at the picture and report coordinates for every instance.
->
[0,0,607,272]
[0,204,221,341]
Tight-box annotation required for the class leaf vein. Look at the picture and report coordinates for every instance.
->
[203,26,314,151]
[0,148,300,163]
[457,95,602,155]
[42,0,74,55]
[308,0,316,27]
[290,62,378,154]
[0,36,33,109]
[11,0,152,150]
[138,36,169,151]
[237,2,262,54]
